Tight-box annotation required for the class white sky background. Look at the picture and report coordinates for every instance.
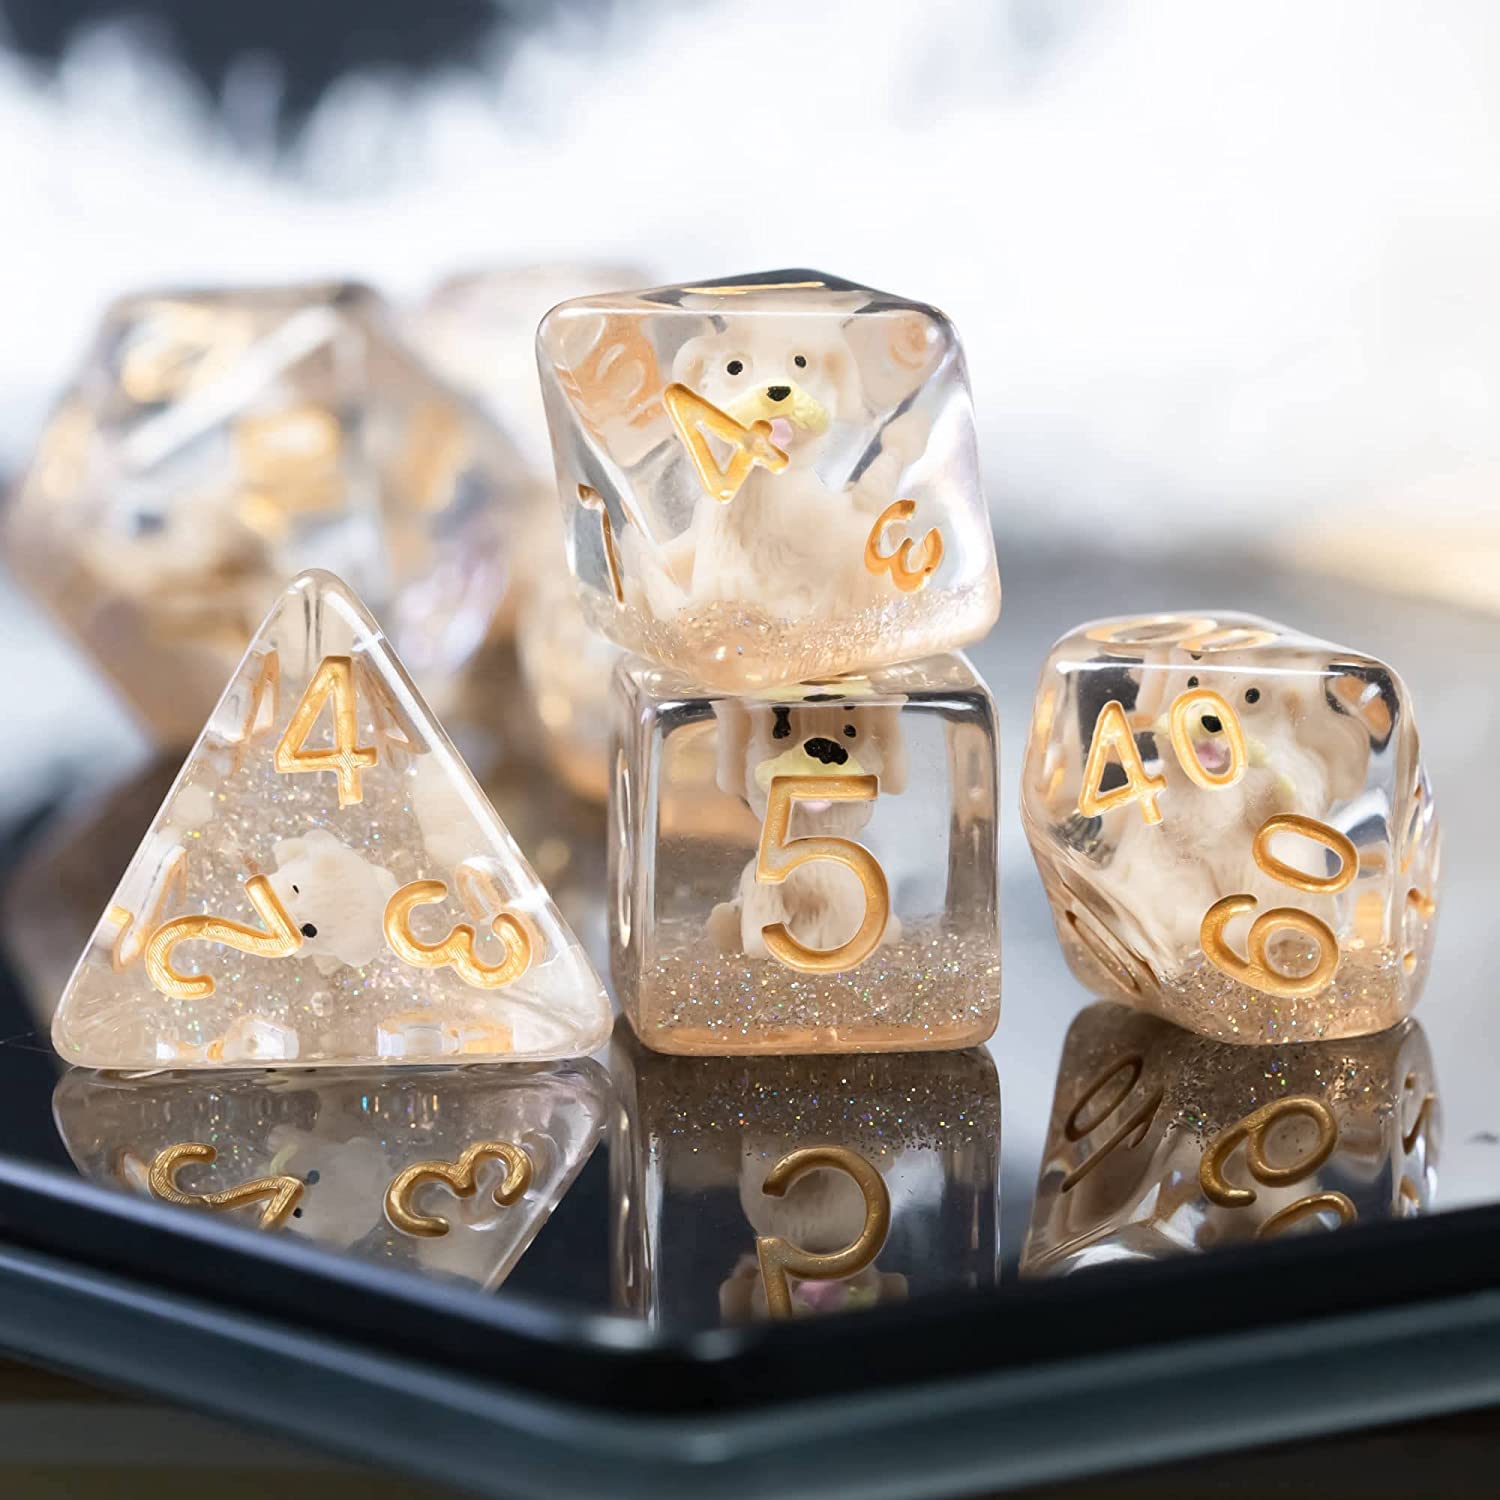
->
[1,0,1499,546]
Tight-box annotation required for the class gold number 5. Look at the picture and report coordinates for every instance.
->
[383,880,533,989]
[756,775,889,972]
[756,1146,891,1319]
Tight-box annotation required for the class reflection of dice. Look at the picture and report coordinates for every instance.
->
[1022,1003,1439,1275]
[6,282,526,740]
[537,268,1000,693]
[611,654,1000,1055]
[610,1026,1000,1325]
[1021,612,1441,1042]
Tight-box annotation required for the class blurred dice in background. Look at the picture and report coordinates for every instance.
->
[5,282,525,741]
[538,268,1001,693]
[1022,612,1440,1044]
[1022,1002,1438,1275]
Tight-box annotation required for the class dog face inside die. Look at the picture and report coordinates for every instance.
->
[266,828,399,975]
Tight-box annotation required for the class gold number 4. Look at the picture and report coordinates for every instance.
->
[383,880,533,990]
[144,875,303,1000]
[663,382,788,502]
[756,1146,891,1319]
[274,655,378,808]
[756,774,890,973]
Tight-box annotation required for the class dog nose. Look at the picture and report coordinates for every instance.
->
[766,385,791,402]
[802,737,849,766]
[300,922,318,939]
[1199,713,1223,735]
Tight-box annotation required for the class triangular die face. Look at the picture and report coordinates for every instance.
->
[52,569,611,1069]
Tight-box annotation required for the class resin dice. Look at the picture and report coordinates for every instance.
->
[611,654,1000,1054]
[537,268,1000,691]
[5,282,524,741]
[1022,1002,1438,1274]
[611,1028,999,1323]
[1022,612,1440,1043]
[55,1061,605,1287]
[51,570,611,1069]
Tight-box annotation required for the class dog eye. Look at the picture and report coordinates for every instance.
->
[726,359,743,376]
[1186,675,1199,688]
[1244,687,1261,704]
[291,884,299,894]
[794,354,807,369]
[843,724,857,739]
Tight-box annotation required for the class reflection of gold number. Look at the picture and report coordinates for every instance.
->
[1168,688,1246,790]
[1083,615,1277,652]
[107,846,189,971]
[1199,1097,1355,1238]
[864,500,943,593]
[1078,700,1165,825]
[144,876,303,1000]
[756,1146,891,1320]
[149,1142,304,1230]
[1401,1072,1435,1156]
[383,880,533,989]
[1060,1053,1164,1192]
[578,483,625,603]
[384,1141,532,1238]
[663,382,788,502]
[274,655,377,808]
[756,775,889,972]
[1201,815,1357,997]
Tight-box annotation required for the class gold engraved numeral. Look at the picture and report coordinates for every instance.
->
[274,655,377,808]
[1060,1053,1164,1192]
[864,500,944,593]
[1168,688,1247,790]
[383,880,533,990]
[149,1142,304,1230]
[144,875,303,1000]
[1078,700,1165,825]
[1401,1072,1436,1157]
[1201,815,1357,996]
[384,1141,533,1238]
[107,846,189,971]
[1199,1097,1356,1238]
[663,382,788,502]
[755,775,889,973]
[578,484,625,604]
[755,1147,891,1320]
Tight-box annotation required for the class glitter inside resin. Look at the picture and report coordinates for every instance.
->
[51,570,612,1069]
[1020,611,1441,1044]
[1021,1002,1439,1275]
[610,1027,1000,1325]
[611,653,1000,1055]
[537,268,1000,693]
[54,1060,606,1287]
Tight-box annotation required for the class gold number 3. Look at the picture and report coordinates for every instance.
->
[756,1146,891,1319]
[144,875,303,1000]
[864,500,943,593]
[383,880,533,989]
[384,1141,533,1238]
[756,775,890,972]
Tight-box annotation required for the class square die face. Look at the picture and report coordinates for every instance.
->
[537,269,1000,691]
[610,1034,1001,1325]
[1021,613,1441,1043]
[1021,1003,1438,1275]
[612,654,1001,1055]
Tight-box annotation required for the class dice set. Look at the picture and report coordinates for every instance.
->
[539,268,1006,1055]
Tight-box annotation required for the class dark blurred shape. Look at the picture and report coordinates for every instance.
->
[0,0,520,134]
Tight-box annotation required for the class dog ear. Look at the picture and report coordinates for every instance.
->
[271,835,309,867]
[1283,664,1381,806]
[821,337,865,422]
[868,704,909,795]
[671,334,714,389]
[713,699,754,800]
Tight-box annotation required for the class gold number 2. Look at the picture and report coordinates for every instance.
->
[756,1146,891,1320]
[148,1142,304,1230]
[384,1141,533,1238]
[756,775,890,972]
[663,382,788,502]
[864,500,943,593]
[144,875,303,1000]
[274,655,378,808]
[383,880,533,989]
[1199,1097,1356,1238]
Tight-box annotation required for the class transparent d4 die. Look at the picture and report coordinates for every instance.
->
[612,654,1001,1055]
[610,1027,1000,1324]
[1021,1002,1438,1275]
[1021,612,1440,1043]
[537,268,1000,691]
[5,282,525,742]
